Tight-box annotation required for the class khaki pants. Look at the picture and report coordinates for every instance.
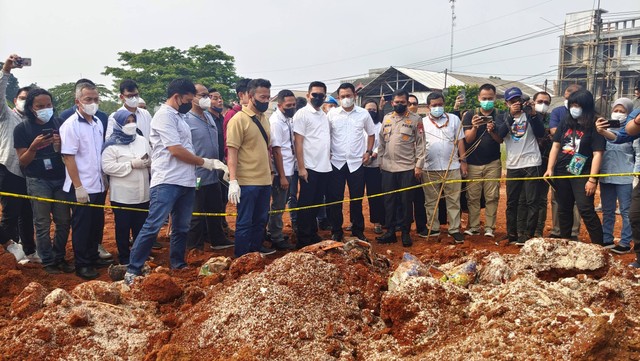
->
[466,159,501,231]
[422,169,462,233]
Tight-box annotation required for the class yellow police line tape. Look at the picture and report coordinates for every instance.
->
[1,172,637,217]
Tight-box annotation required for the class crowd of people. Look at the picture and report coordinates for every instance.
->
[2,53,640,285]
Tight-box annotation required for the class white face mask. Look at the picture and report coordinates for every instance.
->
[15,99,26,112]
[122,123,138,136]
[124,96,139,109]
[198,97,211,110]
[341,97,354,108]
[82,102,99,116]
[569,107,583,119]
[611,112,627,121]
[535,103,549,114]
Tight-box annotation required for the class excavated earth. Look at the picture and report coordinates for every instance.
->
[1,237,640,361]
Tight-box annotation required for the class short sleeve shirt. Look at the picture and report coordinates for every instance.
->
[327,106,375,172]
[59,112,105,193]
[292,104,332,173]
[269,109,295,177]
[462,109,502,165]
[148,104,196,188]
[13,118,65,180]
[226,105,272,186]
[552,119,606,175]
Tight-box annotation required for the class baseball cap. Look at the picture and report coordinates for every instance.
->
[504,87,523,101]
[325,95,338,105]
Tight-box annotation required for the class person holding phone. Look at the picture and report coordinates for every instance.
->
[101,110,152,265]
[594,97,636,253]
[14,88,73,273]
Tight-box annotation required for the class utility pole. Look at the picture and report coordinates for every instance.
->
[449,0,456,73]
[592,0,602,96]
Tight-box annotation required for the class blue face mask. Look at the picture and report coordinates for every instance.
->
[430,106,444,118]
[212,106,223,113]
[36,108,53,123]
[480,100,495,111]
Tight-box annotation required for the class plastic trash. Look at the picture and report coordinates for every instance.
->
[199,256,232,276]
[440,261,477,288]
[388,253,430,291]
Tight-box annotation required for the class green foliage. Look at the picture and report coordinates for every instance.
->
[102,45,239,108]
[445,84,507,114]
[48,82,114,111]
[98,100,121,115]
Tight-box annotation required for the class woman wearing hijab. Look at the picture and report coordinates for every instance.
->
[101,109,151,265]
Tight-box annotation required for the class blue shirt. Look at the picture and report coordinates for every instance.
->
[612,109,640,144]
[60,105,109,139]
[549,105,567,130]
[185,111,219,186]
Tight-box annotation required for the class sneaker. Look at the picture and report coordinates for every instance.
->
[98,244,112,259]
[450,232,465,244]
[628,261,640,269]
[373,224,383,234]
[464,229,480,236]
[418,229,440,238]
[152,241,163,250]
[272,241,295,251]
[6,241,27,262]
[25,252,42,264]
[352,231,368,242]
[210,239,234,250]
[548,233,561,238]
[44,264,62,274]
[611,245,631,254]
[602,243,616,249]
[484,229,495,238]
[506,236,519,246]
[123,272,137,286]
[318,219,331,231]
[259,246,276,256]
[57,260,75,273]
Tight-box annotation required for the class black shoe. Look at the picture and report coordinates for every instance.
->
[548,233,561,238]
[376,232,397,244]
[318,220,331,231]
[152,241,163,250]
[76,267,99,280]
[310,234,323,244]
[95,258,115,269]
[418,229,440,238]
[272,241,295,251]
[401,233,413,247]
[450,232,465,244]
[259,246,276,256]
[352,231,368,242]
[57,260,75,273]
[331,233,344,242]
[210,238,235,250]
[44,264,62,274]
[611,245,631,254]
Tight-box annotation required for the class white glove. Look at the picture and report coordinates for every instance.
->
[131,157,150,169]
[75,186,90,203]
[228,180,241,205]
[202,158,228,172]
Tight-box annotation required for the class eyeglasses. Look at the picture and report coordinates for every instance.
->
[408,102,418,106]
[196,93,210,98]
[311,93,326,99]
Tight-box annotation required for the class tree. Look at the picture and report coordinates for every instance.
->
[48,82,115,111]
[103,45,239,108]
[444,84,507,114]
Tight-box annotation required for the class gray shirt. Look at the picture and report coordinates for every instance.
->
[0,71,25,177]
[185,110,219,186]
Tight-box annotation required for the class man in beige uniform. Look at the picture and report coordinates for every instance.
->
[375,89,425,247]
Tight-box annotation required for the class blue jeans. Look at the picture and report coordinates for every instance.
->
[600,182,632,247]
[26,177,70,266]
[235,185,270,257]
[127,184,195,275]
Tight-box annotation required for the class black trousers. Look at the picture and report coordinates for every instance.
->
[69,190,106,267]
[297,169,329,242]
[112,201,149,265]
[188,183,225,250]
[364,166,385,224]
[328,164,365,235]
[555,176,603,244]
[630,181,640,253]
[382,170,414,234]
[217,170,229,228]
[0,165,35,254]
[506,166,539,239]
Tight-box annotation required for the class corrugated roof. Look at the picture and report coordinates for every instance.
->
[447,73,553,97]
[395,67,466,89]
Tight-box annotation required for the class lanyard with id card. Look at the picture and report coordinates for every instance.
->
[566,129,587,175]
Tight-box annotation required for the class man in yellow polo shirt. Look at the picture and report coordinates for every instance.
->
[226,78,274,257]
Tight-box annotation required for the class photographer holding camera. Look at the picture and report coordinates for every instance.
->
[497,87,545,245]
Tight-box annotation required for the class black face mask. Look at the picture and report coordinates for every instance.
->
[368,110,378,123]
[177,99,192,114]
[310,97,324,108]
[253,98,269,113]
[283,108,296,118]
[393,104,407,114]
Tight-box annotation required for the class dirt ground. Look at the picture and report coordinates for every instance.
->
[0,182,639,360]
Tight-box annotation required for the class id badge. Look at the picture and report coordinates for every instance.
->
[566,152,587,175]
[43,158,53,170]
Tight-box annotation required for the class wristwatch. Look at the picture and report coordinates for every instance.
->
[366,149,373,156]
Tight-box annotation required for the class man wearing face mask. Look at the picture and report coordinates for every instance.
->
[376,89,425,247]
[105,80,152,140]
[60,78,109,139]
[226,78,274,257]
[497,87,545,246]
[462,84,504,239]
[59,81,113,279]
[267,89,297,251]
[185,84,233,252]
[326,83,375,242]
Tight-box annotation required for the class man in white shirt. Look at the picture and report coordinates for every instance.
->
[293,81,332,248]
[420,92,467,244]
[497,87,545,245]
[327,83,375,241]
[267,90,297,250]
[124,79,225,285]
[60,82,113,280]
[106,80,152,140]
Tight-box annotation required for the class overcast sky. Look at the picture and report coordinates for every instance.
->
[1,0,639,96]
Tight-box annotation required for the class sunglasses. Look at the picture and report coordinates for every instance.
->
[408,102,418,106]
[311,93,326,99]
